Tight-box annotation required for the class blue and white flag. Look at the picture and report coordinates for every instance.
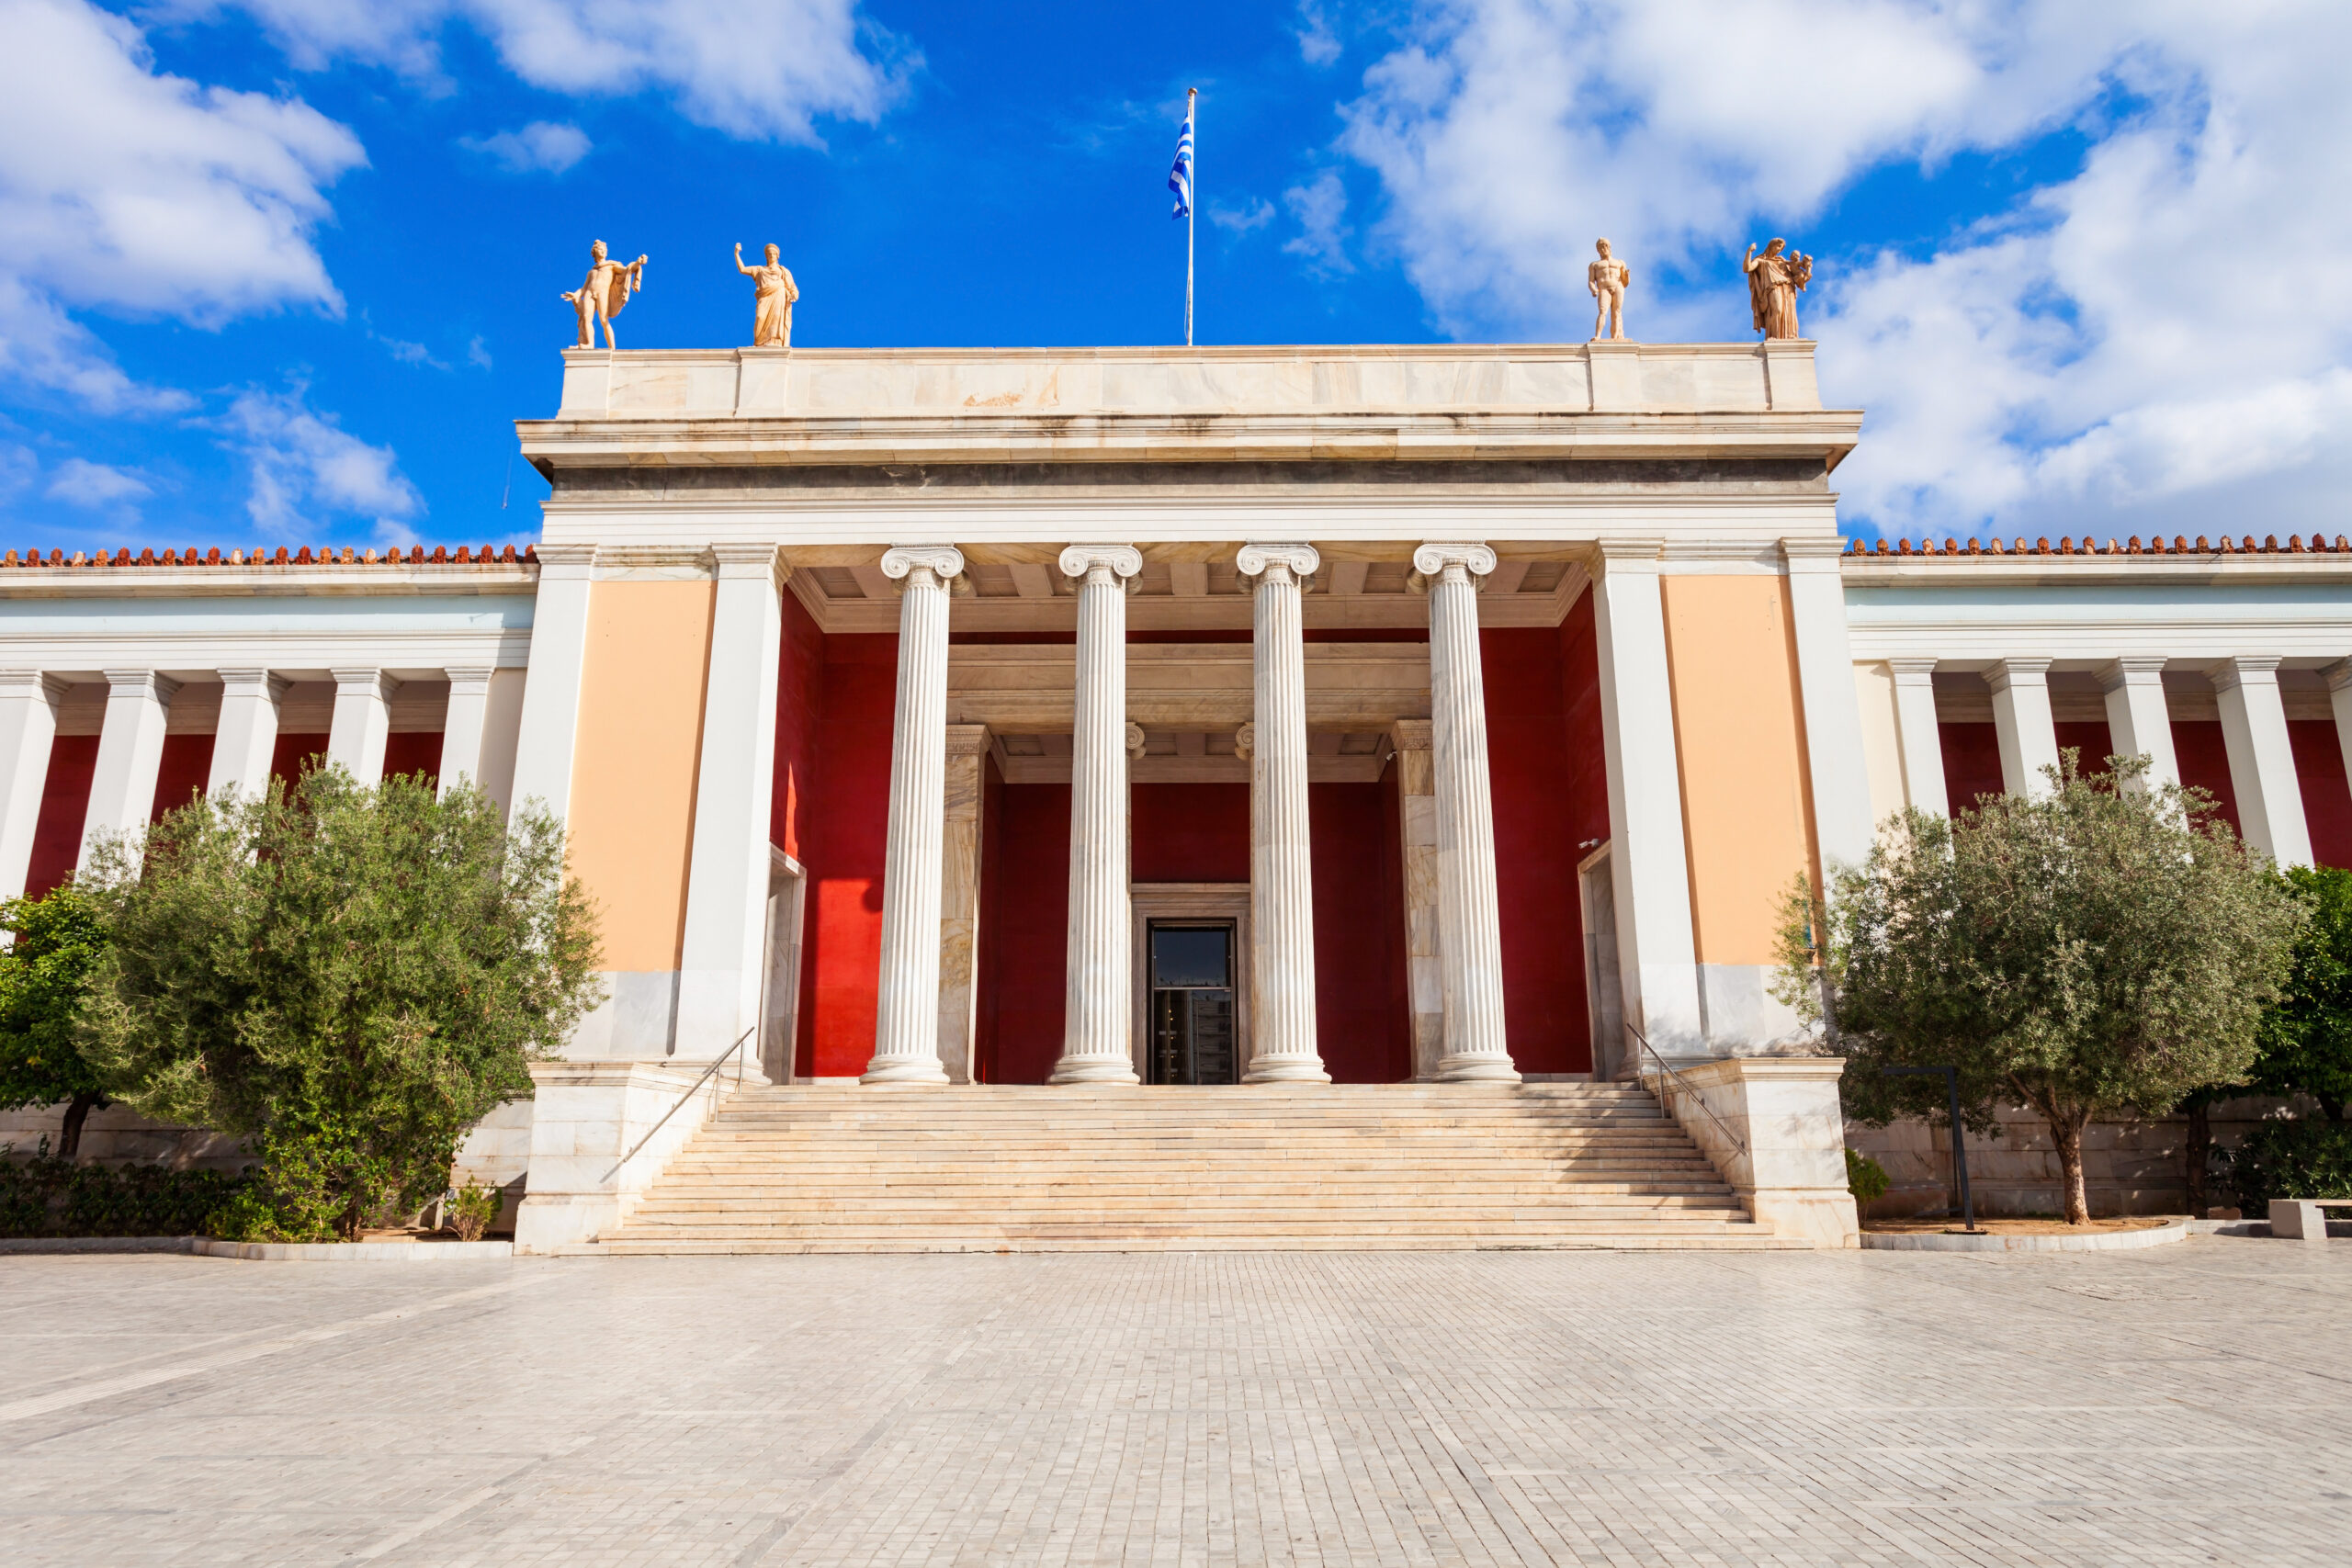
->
[1168,104,1193,219]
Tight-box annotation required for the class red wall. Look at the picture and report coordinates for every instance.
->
[2170,719,2245,839]
[149,733,214,820]
[2290,719,2352,869]
[1481,626,1589,1074]
[981,781,1070,1083]
[1132,783,1248,882]
[1311,779,1410,1081]
[270,730,330,785]
[773,589,824,865]
[23,735,96,898]
[1939,723,2004,814]
[381,731,441,788]
[790,632,898,1079]
[2052,720,2112,781]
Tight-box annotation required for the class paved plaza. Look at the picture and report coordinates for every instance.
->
[3,1240,2348,1566]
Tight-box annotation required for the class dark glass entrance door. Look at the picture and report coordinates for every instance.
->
[1148,922,1238,1085]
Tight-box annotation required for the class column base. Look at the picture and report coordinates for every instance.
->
[1048,1056,1141,1086]
[1434,1054,1521,1084]
[861,1055,950,1086]
[1243,1057,1331,1084]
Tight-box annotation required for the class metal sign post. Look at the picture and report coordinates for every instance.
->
[1882,1066,1979,1233]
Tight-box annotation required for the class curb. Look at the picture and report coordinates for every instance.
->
[193,1239,514,1262]
[1861,1220,2190,1253]
[0,1236,198,1255]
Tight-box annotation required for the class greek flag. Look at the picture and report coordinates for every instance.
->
[1168,105,1193,219]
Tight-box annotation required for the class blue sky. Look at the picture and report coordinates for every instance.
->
[4,1,2347,554]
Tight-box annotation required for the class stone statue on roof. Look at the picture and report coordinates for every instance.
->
[1588,238,1631,342]
[735,243,800,348]
[561,240,647,350]
[1744,238,1812,339]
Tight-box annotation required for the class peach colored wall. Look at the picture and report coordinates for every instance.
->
[1659,574,1819,966]
[566,579,716,972]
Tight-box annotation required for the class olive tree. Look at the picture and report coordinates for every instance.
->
[79,768,601,1241]
[0,885,112,1160]
[1777,755,2306,1224]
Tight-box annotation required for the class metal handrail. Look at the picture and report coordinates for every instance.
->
[1624,1022,1747,1159]
[604,1023,757,1180]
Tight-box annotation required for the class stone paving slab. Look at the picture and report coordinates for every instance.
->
[1,1238,2347,1565]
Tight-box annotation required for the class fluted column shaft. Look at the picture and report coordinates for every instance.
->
[1238,545,1328,1083]
[1415,544,1518,1082]
[865,546,965,1083]
[1053,546,1143,1084]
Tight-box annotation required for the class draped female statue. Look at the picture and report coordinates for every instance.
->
[1743,238,1813,340]
[736,243,800,348]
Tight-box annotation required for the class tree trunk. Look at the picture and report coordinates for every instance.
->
[57,1091,105,1163]
[2051,1111,2091,1224]
[2185,1101,2211,1218]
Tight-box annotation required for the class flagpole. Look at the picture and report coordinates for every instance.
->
[1184,87,1196,348]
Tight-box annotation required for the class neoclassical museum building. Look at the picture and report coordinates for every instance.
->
[6,338,2349,1252]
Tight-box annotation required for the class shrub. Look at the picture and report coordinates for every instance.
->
[1845,1146,1890,1204]
[0,886,113,1160]
[0,1145,252,1237]
[2218,1120,2352,1216]
[447,1180,502,1241]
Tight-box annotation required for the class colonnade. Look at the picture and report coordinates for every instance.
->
[1884,653,2352,866]
[0,662,502,896]
[857,542,1523,1087]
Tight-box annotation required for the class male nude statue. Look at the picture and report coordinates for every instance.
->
[735,243,799,347]
[560,240,647,349]
[1588,238,1631,342]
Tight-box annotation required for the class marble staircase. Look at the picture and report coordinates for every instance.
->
[571,1082,1807,1253]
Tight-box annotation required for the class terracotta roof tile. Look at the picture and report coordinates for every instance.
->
[3,545,536,569]
[1845,533,2350,558]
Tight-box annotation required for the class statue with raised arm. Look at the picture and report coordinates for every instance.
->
[560,239,647,349]
[1588,237,1631,341]
[1744,237,1813,339]
[735,243,800,348]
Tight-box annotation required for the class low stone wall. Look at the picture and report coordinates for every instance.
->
[1845,1095,2316,1219]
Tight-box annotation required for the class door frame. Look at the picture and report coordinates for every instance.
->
[1130,883,1250,1083]
[760,846,808,1083]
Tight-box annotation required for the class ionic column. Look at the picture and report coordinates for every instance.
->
[208,669,286,802]
[2097,657,2180,795]
[1886,660,1950,818]
[437,666,496,799]
[866,545,965,1085]
[1413,543,1517,1082]
[1388,720,1444,1079]
[1238,544,1328,1084]
[1986,659,2059,796]
[1052,545,1143,1085]
[2211,656,2312,865]
[327,668,394,784]
[0,672,62,898]
[937,724,990,1083]
[80,670,176,872]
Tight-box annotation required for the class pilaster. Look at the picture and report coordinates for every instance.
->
[2097,657,2180,795]
[1985,659,2059,797]
[507,543,598,823]
[1388,720,1443,1081]
[437,666,497,799]
[327,668,394,784]
[938,723,990,1083]
[1781,537,1876,872]
[1885,660,1950,818]
[2211,656,2312,865]
[0,672,62,898]
[80,670,176,872]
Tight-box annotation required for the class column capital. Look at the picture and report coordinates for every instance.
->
[1885,657,1939,682]
[532,543,599,576]
[101,669,178,702]
[1778,536,1849,570]
[1594,538,1666,570]
[2324,657,2352,693]
[2209,654,2284,691]
[0,670,65,702]
[442,665,497,696]
[1388,718,1432,751]
[217,667,290,700]
[1057,545,1143,582]
[2097,655,2168,690]
[881,544,965,589]
[707,543,785,588]
[1233,721,1255,761]
[1984,658,2052,694]
[1237,543,1319,584]
[1411,542,1496,580]
[329,667,396,696]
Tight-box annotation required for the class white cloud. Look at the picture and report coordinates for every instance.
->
[1296,1,1341,66]
[1209,197,1275,235]
[461,118,591,173]
[200,0,911,142]
[0,0,362,409]
[222,386,422,533]
[1283,172,1354,275]
[1330,0,2352,536]
[467,334,492,370]
[46,457,154,511]
[0,444,35,495]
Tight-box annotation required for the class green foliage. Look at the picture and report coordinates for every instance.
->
[2217,1119,2352,1213]
[1844,1146,1890,1204]
[79,768,602,1241]
[0,1145,251,1237]
[1777,753,2308,1222]
[447,1179,502,1241]
[2252,864,2352,1120]
[0,884,113,1156]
